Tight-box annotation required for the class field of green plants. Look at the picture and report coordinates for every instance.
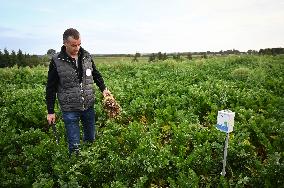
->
[0,55,283,187]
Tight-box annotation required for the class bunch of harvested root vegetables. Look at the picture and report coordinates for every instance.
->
[103,94,121,118]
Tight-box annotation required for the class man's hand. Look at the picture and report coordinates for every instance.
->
[47,114,56,125]
[103,88,111,97]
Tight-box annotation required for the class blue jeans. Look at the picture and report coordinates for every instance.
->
[62,106,95,153]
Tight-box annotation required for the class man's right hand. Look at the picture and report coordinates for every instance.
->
[47,114,56,125]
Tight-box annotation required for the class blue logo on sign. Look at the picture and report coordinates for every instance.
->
[216,122,229,133]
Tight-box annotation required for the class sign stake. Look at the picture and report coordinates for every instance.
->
[221,132,229,176]
[216,109,235,177]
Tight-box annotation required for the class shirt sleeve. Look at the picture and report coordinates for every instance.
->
[92,59,106,92]
[45,59,59,114]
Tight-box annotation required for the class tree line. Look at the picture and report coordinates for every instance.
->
[147,52,195,62]
[0,48,49,68]
[259,48,284,55]
[1,47,283,68]
[132,48,284,63]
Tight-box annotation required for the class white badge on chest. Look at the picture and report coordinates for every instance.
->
[86,69,92,76]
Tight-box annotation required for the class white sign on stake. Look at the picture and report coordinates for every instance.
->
[216,109,235,176]
[216,110,235,133]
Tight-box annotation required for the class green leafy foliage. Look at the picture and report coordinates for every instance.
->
[0,55,283,187]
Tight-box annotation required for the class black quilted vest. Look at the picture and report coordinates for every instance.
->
[53,52,94,111]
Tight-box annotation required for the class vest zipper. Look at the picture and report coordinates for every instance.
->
[80,82,85,110]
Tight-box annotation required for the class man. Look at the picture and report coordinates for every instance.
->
[46,28,111,154]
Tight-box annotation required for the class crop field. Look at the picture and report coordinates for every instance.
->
[0,55,283,187]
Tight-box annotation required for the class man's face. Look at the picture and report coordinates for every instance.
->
[64,36,81,56]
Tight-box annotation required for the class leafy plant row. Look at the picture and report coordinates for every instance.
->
[0,55,283,187]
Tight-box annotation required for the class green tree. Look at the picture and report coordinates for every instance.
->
[173,53,182,61]
[0,50,3,68]
[187,52,193,60]
[3,48,10,67]
[202,52,208,59]
[132,52,140,62]
[163,53,168,60]
[10,50,17,66]
[29,55,41,67]
[157,52,163,60]
[47,49,56,56]
[247,50,253,55]
[148,53,156,62]
[17,49,25,67]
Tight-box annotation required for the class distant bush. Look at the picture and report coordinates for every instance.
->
[231,67,250,80]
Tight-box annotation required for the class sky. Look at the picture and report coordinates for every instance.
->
[0,0,283,55]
